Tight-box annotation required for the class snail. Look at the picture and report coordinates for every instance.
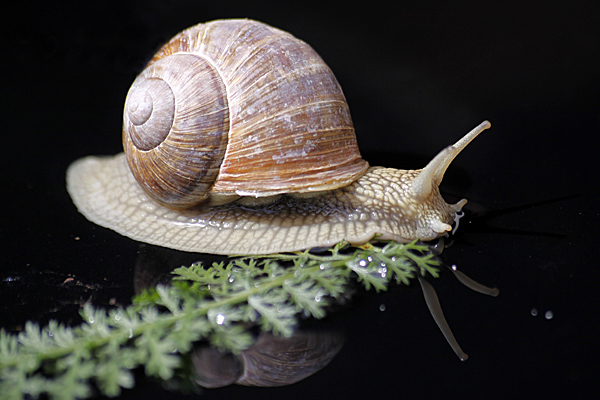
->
[67,19,491,255]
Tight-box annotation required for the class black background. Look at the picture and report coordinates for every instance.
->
[3,1,599,399]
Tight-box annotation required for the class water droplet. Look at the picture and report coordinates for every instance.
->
[531,308,538,316]
[367,256,373,262]
[379,265,388,278]
[451,264,458,271]
[228,275,235,283]
[545,310,554,320]
[379,304,386,312]
[216,313,226,325]
[359,259,368,267]
[315,295,322,303]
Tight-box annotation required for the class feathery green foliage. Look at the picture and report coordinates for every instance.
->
[0,239,439,400]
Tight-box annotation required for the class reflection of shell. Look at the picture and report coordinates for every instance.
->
[132,244,345,387]
[192,330,345,388]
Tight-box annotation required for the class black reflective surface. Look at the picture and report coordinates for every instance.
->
[4,1,599,399]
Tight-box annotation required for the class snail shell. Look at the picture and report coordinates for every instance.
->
[122,19,367,209]
[66,19,491,255]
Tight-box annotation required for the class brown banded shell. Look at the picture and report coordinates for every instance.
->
[122,19,369,209]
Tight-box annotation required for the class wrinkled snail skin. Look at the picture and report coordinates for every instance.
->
[66,19,491,255]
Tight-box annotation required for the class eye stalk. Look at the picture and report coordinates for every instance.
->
[411,121,491,202]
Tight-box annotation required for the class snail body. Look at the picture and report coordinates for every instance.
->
[67,19,491,255]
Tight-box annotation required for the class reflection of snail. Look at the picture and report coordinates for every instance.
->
[132,242,498,363]
[192,330,344,388]
[67,19,491,255]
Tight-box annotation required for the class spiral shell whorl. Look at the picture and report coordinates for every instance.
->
[123,53,230,209]
[126,78,175,150]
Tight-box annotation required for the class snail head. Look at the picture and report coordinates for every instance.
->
[404,121,491,240]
